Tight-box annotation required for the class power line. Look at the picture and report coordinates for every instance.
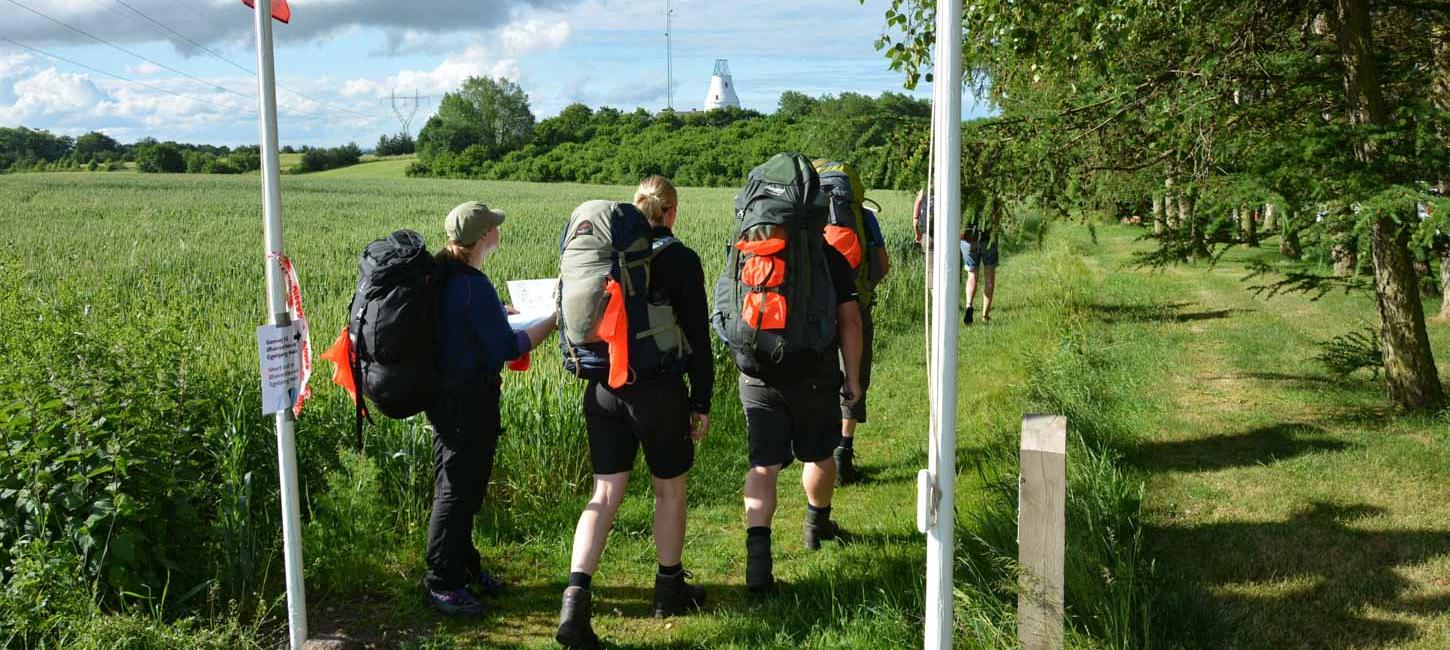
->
[109,0,384,119]
[5,0,256,102]
[0,35,254,115]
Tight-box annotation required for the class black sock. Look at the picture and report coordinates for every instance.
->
[658,563,683,576]
[747,526,771,540]
[568,572,592,590]
[839,437,854,450]
[807,504,832,524]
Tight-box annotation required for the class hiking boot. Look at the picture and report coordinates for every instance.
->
[555,586,600,649]
[474,570,508,598]
[745,533,774,593]
[803,517,840,551]
[428,587,487,617]
[653,569,706,618]
[964,305,974,325]
[834,446,858,486]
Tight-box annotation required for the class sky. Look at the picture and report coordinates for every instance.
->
[0,0,986,147]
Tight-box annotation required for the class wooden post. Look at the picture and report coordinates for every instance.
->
[1019,414,1066,650]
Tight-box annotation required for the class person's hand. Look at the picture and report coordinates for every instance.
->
[689,412,710,442]
[841,377,862,407]
[505,304,520,315]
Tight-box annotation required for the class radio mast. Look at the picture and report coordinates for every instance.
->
[665,0,674,111]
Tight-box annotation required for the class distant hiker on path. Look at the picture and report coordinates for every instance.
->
[961,196,1002,325]
[554,178,713,649]
[713,153,863,593]
[426,202,557,617]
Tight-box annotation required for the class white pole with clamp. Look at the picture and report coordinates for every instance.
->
[252,0,307,646]
[923,0,964,647]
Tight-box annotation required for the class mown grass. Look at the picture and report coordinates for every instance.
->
[1077,227,1450,650]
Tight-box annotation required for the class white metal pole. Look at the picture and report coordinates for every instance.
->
[925,0,963,647]
[253,1,307,647]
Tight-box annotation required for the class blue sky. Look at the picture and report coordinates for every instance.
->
[1,0,987,147]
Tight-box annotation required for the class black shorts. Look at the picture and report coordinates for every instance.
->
[583,375,694,479]
[840,307,874,423]
[739,363,843,468]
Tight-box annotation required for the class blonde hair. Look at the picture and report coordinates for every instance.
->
[434,240,477,265]
[633,176,678,225]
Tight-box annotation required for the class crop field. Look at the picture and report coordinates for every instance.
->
[1,172,1446,649]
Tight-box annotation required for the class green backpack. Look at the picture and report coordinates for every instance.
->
[557,200,687,385]
[712,153,838,381]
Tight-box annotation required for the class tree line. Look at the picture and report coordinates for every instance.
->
[875,0,1450,413]
[0,126,364,175]
[408,76,934,190]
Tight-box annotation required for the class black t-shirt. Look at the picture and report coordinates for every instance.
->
[649,226,715,414]
[823,243,858,305]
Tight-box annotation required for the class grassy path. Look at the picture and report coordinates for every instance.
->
[319,221,1156,649]
[1085,228,1450,649]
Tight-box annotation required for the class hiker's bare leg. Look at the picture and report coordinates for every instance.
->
[964,270,979,311]
[841,417,857,438]
[744,464,781,528]
[802,458,836,508]
[652,474,687,567]
[982,267,996,320]
[569,472,630,574]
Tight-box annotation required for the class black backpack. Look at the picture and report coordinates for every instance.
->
[347,230,441,445]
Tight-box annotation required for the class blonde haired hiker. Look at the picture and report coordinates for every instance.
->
[556,177,714,648]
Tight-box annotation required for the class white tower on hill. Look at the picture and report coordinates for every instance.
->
[704,59,741,110]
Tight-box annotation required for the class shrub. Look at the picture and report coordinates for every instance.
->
[295,143,362,173]
[135,143,185,173]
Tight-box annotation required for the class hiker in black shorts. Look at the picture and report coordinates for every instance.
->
[739,228,863,591]
[711,153,863,592]
[555,177,712,649]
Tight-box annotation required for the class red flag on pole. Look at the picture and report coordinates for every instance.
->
[242,0,291,23]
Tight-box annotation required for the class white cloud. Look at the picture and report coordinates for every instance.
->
[499,19,573,56]
[340,46,521,100]
[0,67,105,122]
[12,0,584,54]
[126,62,163,76]
[338,14,569,101]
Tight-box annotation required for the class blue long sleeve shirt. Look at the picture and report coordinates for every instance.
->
[435,263,530,385]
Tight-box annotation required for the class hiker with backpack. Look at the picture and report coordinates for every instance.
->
[713,153,864,592]
[423,202,557,616]
[961,194,1002,325]
[553,179,713,649]
[813,160,889,485]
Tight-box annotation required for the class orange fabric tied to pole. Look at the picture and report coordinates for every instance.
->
[319,327,360,409]
[598,278,630,388]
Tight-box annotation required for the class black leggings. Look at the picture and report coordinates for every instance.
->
[424,378,502,593]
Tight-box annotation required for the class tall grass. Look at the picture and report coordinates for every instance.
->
[935,231,1160,649]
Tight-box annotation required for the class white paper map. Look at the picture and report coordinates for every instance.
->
[506,278,557,329]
